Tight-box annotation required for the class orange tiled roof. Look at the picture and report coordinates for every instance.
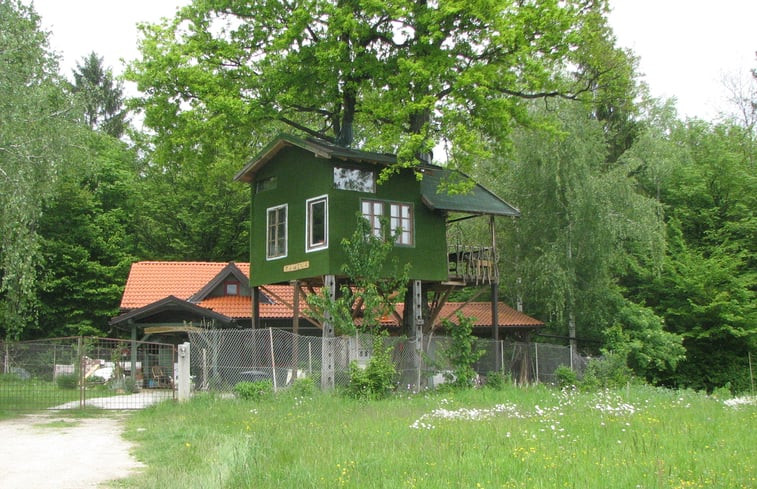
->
[120,261,250,309]
[119,261,542,327]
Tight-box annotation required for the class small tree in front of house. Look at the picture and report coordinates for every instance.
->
[307,214,410,398]
[442,312,485,389]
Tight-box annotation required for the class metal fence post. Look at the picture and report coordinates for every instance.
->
[269,328,278,392]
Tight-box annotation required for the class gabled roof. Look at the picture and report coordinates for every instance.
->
[234,133,396,183]
[233,134,520,218]
[109,295,234,327]
[188,262,257,303]
[117,261,270,320]
[120,261,252,309]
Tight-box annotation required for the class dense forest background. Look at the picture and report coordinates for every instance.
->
[1,0,754,392]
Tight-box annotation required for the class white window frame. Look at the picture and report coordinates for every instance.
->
[266,204,288,260]
[306,195,329,252]
[390,202,414,246]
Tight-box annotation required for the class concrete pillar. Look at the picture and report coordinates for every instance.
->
[321,275,336,390]
[177,342,191,401]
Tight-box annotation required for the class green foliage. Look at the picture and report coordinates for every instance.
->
[56,374,78,390]
[580,353,635,391]
[442,312,485,389]
[307,215,409,336]
[492,101,665,347]
[626,118,756,392]
[70,51,127,137]
[345,331,397,400]
[483,371,509,390]
[603,300,685,383]
[287,377,316,398]
[0,1,83,339]
[127,0,617,172]
[233,380,274,401]
[554,365,579,388]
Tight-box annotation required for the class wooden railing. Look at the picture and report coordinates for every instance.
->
[447,245,498,285]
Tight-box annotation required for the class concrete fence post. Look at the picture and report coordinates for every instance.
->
[177,342,191,401]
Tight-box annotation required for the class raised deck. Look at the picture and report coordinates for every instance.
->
[447,245,498,285]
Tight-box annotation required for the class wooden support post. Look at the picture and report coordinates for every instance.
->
[492,281,500,372]
[321,275,336,390]
[130,324,138,382]
[252,286,260,329]
[291,280,300,370]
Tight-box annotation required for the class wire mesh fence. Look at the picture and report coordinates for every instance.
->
[0,336,175,411]
[186,328,583,393]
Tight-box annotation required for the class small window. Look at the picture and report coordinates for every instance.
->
[361,200,384,238]
[306,195,328,252]
[255,176,277,193]
[266,204,287,259]
[334,167,375,192]
[225,282,239,295]
[390,202,414,246]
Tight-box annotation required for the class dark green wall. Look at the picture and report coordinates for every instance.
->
[249,146,448,285]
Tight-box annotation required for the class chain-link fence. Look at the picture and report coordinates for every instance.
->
[0,336,175,411]
[187,328,584,393]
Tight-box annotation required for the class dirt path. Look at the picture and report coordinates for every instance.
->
[0,413,142,489]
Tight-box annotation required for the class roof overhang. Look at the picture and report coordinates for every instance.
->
[109,295,234,328]
[234,133,397,183]
[420,167,520,217]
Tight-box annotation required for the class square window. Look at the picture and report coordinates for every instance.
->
[225,282,239,295]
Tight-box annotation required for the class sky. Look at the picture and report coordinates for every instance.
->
[27,0,757,122]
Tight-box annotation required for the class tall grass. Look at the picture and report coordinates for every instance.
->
[121,385,756,489]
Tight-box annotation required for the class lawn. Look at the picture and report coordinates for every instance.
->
[121,384,756,489]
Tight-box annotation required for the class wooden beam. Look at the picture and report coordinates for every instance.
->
[144,325,205,334]
[260,285,323,329]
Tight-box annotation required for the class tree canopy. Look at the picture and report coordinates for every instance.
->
[127,0,625,168]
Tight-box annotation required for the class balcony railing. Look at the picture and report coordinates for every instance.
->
[447,245,498,285]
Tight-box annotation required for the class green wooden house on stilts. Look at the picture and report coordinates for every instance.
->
[234,134,520,389]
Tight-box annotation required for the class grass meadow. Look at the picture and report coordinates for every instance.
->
[120,384,756,489]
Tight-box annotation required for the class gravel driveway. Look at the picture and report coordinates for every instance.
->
[0,409,149,489]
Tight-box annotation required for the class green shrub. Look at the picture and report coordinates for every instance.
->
[346,331,397,400]
[56,373,78,390]
[554,365,578,388]
[289,377,316,397]
[484,371,509,390]
[234,380,274,401]
[442,312,484,389]
[581,353,634,391]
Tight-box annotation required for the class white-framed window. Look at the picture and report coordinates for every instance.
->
[334,166,375,192]
[361,199,384,238]
[306,195,328,252]
[390,202,414,246]
[266,204,288,259]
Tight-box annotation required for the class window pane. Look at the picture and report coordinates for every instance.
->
[334,167,375,192]
[267,205,287,258]
[307,197,327,250]
[389,203,413,245]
